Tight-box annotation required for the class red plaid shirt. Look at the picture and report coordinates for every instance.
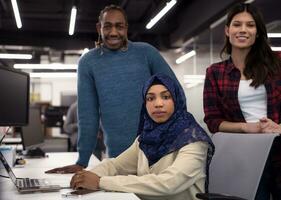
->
[203,58,281,133]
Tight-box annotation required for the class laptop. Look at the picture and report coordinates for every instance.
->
[0,146,69,193]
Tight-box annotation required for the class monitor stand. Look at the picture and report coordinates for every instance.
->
[24,147,46,158]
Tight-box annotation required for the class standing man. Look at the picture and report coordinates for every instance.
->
[46,4,178,173]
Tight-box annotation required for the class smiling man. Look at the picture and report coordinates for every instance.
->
[46,5,178,174]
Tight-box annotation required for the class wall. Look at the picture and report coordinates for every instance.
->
[31,78,77,106]
[161,49,213,132]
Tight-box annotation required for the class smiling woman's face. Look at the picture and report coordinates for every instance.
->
[145,84,175,123]
[225,11,257,51]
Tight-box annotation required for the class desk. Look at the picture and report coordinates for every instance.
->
[0,152,140,200]
[2,137,22,145]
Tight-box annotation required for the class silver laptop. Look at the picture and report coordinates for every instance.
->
[0,149,67,193]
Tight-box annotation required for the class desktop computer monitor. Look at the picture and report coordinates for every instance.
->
[21,106,45,157]
[0,66,29,126]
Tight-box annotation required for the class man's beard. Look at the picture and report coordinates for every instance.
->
[103,35,127,49]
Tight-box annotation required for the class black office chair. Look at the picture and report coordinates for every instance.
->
[196,132,279,200]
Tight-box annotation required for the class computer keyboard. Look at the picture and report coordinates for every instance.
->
[17,178,46,188]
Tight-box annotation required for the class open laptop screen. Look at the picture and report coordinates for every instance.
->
[0,151,17,185]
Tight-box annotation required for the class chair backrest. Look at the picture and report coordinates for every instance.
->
[209,132,279,200]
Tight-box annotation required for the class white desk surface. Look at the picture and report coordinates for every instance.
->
[0,152,140,200]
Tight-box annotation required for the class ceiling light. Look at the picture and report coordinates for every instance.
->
[268,33,281,38]
[0,53,32,59]
[176,50,196,64]
[11,0,22,29]
[146,0,177,29]
[29,72,77,78]
[271,47,281,51]
[14,63,77,70]
[69,6,77,35]
[244,0,255,3]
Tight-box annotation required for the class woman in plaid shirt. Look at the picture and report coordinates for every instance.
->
[203,3,281,200]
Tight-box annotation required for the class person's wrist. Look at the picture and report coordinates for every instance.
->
[94,173,101,189]
[97,177,101,188]
[78,164,86,169]
[240,123,247,133]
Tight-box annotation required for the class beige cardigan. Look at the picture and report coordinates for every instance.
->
[90,138,208,200]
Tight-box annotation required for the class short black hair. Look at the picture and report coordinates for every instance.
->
[98,4,128,25]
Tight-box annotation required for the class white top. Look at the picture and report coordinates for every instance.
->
[91,138,208,200]
[238,80,267,122]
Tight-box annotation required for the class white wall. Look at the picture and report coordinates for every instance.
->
[31,77,77,106]
[161,50,209,131]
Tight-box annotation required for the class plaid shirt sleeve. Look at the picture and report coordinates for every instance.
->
[203,65,225,133]
[268,71,281,124]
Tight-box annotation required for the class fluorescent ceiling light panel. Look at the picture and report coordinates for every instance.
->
[29,72,77,78]
[146,0,177,29]
[268,33,281,38]
[0,53,32,59]
[69,6,77,35]
[14,63,77,70]
[176,50,196,64]
[11,0,22,29]
[271,47,281,51]
[244,0,255,3]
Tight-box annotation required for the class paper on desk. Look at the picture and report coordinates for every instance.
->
[60,190,140,200]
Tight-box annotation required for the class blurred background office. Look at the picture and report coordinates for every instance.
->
[0,0,280,152]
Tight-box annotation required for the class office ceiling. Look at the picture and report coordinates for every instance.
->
[0,0,280,67]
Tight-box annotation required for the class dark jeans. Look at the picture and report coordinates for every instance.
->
[255,137,281,200]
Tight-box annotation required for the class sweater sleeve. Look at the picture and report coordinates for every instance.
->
[76,55,100,167]
[97,141,208,196]
[90,139,138,176]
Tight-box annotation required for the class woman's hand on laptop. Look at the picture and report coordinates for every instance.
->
[45,164,84,174]
[70,170,100,190]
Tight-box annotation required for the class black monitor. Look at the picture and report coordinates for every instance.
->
[0,66,29,126]
[21,106,45,157]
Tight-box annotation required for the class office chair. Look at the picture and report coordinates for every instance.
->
[196,132,279,200]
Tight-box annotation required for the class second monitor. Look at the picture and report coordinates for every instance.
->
[21,106,45,157]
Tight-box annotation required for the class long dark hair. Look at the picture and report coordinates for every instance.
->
[220,3,281,87]
[95,5,128,49]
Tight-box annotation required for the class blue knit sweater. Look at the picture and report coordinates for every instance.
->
[76,41,177,166]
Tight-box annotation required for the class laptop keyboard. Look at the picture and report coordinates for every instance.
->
[17,178,46,188]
